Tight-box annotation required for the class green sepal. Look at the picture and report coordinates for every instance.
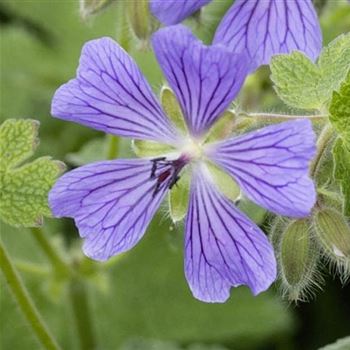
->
[205,110,235,143]
[207,162,240,202]
[132,139,175,158]
[270,33,350,110]
[332,137,350,217]
[0,119,65,227]
[168,170,190,223]
[160,87,188,134]
[329,71,350,140]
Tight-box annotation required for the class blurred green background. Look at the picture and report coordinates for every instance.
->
[0,1,349,349]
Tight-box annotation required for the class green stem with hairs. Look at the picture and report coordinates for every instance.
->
[29,227,69,276]
[245,112,327,122]
[29,227,97,349]
[0,239,61,350]
[69,277,96,350]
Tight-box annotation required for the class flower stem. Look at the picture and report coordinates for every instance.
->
[106,134,119,160]
[245,112,327,122]
[69,277,96,350]
[310,123,335,177]
[0,239,61,350]
[29,227,69,275]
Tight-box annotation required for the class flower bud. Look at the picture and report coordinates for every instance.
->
[279,219,320,302]
[79,0,114,19]
[127,0,158,45]
[314,208,350,280]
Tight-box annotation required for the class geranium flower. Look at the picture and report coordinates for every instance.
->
[49,25,316,302]
[150,0,322,70]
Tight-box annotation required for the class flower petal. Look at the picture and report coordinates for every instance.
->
[150,0,211,25]
[51,37,179,144]
[206,120,316,218]
[213,0,322,70]
[185,166,276,303]
[152,25,249,137]
[49,159,169,261]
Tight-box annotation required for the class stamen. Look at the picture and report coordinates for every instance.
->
[150,156,188,197]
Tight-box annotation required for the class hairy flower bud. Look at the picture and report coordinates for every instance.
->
[279,220,320,302]
[127,0,158,45]
[79,0,114,19]
[314,208,350,281]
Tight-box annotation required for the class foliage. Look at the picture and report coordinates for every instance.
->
[0,119,64,227]
[270,33,350,110]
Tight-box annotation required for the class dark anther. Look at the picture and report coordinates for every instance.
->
[150,156,187,197]
[150,156,166,178]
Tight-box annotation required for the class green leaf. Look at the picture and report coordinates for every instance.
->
[0,119,64,227]
[160,87,188,135]
[318,336,350,350]
[332,137,350,217]
[0,119,39,170]
[168,170,190,223]
[271,33,350,110]
[329,71,350,140]
[271,51,322,110]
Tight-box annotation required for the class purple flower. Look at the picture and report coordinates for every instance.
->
[49,25,316,302]
[150,0,322,70]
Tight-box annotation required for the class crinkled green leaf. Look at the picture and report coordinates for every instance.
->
[169,170,190,223]
[271,52,322,110]
[332,137,350,217]
[0,119,64,227]
[329,71,350,139]
[271,33,350,110]
[0,119,39,169]
[318,336,350,350]
[161,87,188,135]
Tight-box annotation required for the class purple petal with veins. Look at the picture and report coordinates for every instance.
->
[150,0,211,25]
[49,158,187,261]
[152,25,249,137]
[51,37,179,145]
[213,0,322,70]
[206,120,316,218]
[185,165,276,303]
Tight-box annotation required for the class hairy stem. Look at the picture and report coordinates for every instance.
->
[15,260,50,276]
[29,227,69,275]
[310,123,335,177]
[0,239,61,350]
[246,112,327,122]
[69,277,96,350]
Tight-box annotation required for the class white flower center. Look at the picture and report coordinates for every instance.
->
[180,138,203,160]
